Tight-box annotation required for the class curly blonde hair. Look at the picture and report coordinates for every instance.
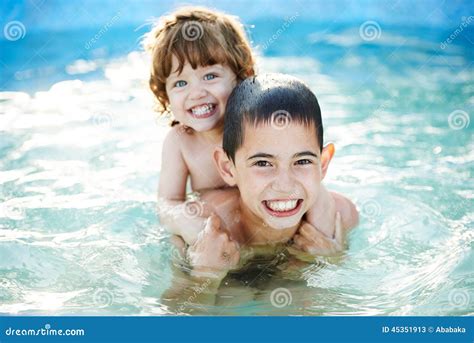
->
[144,6,255,119]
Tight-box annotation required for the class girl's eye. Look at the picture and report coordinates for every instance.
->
[295,159,313,165]
[254,160,272,167]
[175,80,187,88]
[204,73,217,81]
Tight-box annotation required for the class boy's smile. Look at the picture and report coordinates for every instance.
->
[226,121,325,231]
[262,199,303,217]
[166,55,237,132]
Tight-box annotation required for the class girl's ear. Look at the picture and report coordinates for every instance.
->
[213,147,237,186]
[321,143,335,180]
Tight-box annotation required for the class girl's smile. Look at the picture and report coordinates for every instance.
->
[166,55,237,133]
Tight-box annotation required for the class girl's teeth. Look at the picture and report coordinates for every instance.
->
[266,200,298,212]
[191,104,214,116]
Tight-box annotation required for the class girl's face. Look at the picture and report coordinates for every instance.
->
[166,55,237,132]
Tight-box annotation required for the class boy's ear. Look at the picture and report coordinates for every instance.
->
[320,143,335,179]
[213,147,237,187]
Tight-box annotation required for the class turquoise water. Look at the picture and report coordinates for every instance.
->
[0,17,473,315]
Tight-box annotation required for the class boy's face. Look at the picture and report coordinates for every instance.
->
[166,55,237,132]
[220,122,329,231]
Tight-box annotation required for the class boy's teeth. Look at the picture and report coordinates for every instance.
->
[266,200,298,212]
[191,104,214,116]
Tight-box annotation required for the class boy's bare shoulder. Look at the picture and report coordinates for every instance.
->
[331,191,359,231]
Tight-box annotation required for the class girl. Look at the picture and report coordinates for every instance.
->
[144,6,255,244]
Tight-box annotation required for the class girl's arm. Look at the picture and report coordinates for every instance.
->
[157,127,209,245]
[160,235,226,314]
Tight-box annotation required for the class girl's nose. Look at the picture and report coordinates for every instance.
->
[188,82,207,100]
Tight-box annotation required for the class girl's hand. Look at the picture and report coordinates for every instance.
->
[187,214,240,278]
[291,212,344,257]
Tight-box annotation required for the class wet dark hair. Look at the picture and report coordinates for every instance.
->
[223,73,323,162]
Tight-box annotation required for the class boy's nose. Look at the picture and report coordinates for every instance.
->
[270,170,297,194]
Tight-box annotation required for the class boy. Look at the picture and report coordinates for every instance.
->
[185,73,359,279]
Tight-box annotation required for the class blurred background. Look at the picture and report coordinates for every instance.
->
[1,0,472,92]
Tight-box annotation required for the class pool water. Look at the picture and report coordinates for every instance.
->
[0,19,473,315]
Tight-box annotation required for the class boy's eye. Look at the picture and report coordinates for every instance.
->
[204,73,217,81]
[174,80,187,88]
[295,159,313,165]
[254,160,272,167]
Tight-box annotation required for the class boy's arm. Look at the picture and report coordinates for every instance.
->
[157,127,208,244]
